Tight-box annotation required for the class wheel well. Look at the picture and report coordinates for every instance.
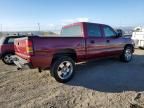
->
[2,52,14,57]
[51,50,77,66]
[124,44,134,53]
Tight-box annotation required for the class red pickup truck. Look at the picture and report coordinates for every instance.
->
[13,22,134,83]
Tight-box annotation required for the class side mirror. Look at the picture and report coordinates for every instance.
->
[117,32,122,37]
[116,29,123,37]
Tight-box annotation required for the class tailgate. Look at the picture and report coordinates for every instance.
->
[14,37,33,59]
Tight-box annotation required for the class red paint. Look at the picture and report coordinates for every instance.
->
[0,44,14,56]
[14,22,134,69]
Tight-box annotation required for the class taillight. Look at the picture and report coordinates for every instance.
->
[26,40,33,55]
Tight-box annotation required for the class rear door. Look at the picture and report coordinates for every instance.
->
[86,23,106,59]
[102,25,123,55]
[2,37,16,53]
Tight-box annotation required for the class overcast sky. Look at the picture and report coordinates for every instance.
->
[0,0,144,31]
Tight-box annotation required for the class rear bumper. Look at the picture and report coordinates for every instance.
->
[12,55,32,69]
[12,54,53,70]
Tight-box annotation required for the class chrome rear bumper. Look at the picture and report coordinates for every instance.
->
[12,55,32,70]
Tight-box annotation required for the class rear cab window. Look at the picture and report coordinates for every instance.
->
[87,24,102,37]
[61,24,83,37]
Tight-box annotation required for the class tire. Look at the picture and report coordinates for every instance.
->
[50,56,75,83]
[139,47,144,50]
[2,53,14,65]
[120,46,133,62]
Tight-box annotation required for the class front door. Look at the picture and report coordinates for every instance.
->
[102,25,124,56]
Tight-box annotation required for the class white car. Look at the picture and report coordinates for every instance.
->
[132,27,144,49]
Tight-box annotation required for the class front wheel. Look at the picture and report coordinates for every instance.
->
[50,56,75,83]
[2,53,14,65]
[120,46,133,62]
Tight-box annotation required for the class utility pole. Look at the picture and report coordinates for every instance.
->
[0,24,2,36]
[37,23,40,31]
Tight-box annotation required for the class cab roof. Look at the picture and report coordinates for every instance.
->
[62,22,107,28]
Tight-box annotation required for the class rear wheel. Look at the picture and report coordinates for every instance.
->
[2,53,14,65]
[51,56,75,83]
[120,46,133,62]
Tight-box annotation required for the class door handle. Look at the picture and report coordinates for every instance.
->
[90,40,95,44]
[106,40,110,43]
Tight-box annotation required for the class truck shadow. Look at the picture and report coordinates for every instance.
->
[67,55,144,93]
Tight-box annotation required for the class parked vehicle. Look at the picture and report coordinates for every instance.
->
[132,27,144,49]
[12,22,134,83]
[0,36,25,64]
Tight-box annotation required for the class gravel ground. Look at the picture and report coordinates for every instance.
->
[0,49,144,108]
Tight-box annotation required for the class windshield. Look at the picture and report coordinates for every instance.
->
[60,25,82,37]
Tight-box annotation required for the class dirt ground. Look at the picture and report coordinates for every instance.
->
[0,49,144,108]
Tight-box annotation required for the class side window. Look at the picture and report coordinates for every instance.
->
[103,26,116,37]
[87,24,102,37]
[8,38,15,44]
[5,37,15,44]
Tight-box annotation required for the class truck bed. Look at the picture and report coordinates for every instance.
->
[14,36,86,68]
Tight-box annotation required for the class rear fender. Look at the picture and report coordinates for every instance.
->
[52,49,77,65]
